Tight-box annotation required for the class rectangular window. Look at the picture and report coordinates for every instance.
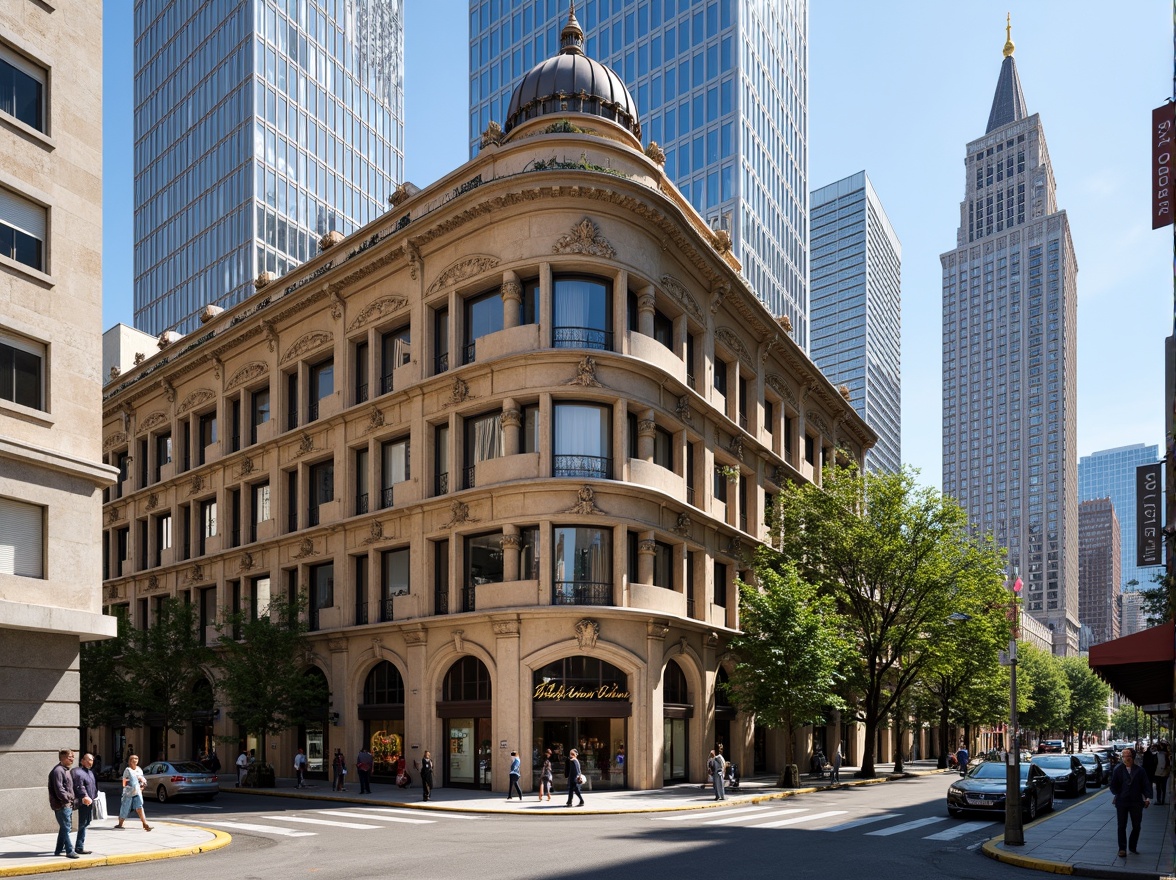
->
[381,547,410,619]
[381,437,409,507]
[464,410,503,487]
[0,48,46,131]
[309,358,333,420]
[653,425,674,470]
[0,187,46,272]
[551,526,612,605]
[200,499,217,555]
[0,496,43,577]
[653,541,674,589]
[353,340,369,402]
[309,460,333,524]
[199,411,218,455]
[521,404,539,453]
[0,332,43,410]
[154,513,171,566]
[435,423,449,495]
[713,559,727,608]
[713,358,727,396]
[354,554,369,625]
[553,402,611,478]
[250,387,270,444]
[464,289,504,364]
[381,326,410,393]
[433,307,449,374]
[552,276,612,351]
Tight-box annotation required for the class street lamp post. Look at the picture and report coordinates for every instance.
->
[1004,570,1024,846]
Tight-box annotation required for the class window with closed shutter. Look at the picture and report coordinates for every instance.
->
[0,187,46,271]
[0,496,44,577]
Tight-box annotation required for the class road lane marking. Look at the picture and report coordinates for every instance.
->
[655,806,776,821]
[170,817,315,837]
[357,807,477,820]
[866,817,948,836]
[263,815,382,829]
[752,810,848,828]
[321,810,434,825]
[704,808,807,825]
[923,821,995,840]
[821,813,903,832]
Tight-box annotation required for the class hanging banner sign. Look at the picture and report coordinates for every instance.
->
[1152,102,1176,229]
[1136,461,1163,566]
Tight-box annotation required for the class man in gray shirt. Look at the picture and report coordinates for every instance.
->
[71,753,98,854]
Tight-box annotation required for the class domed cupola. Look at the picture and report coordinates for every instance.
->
[504,3,642,140]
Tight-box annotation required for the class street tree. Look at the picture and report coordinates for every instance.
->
[1109,702,1145,741]
[79,611,134,734]
[214,593,328,765]
[725,551,852,785]
[1017,642,1070,740]
[1059,656,1111,749]
[771,463,1006,777]
[121,597,213,737]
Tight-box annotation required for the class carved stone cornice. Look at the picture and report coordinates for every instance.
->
[403,627,427,646]
[293,538,317,559]
[137,411,169,434]
[659,274,702,322]
[672,512,692,536]
[492,617,520,637]
[364,405,386,434]
[564,356,604,388]
[765,375,798,409]
[280,331,333,366]
[347,296,409,333]
[176,388,216,416]
[442,377,473,408]
[646,619,670,640]
[714,327,752,368]
[553,217,615,258]
[806,410,832,436]
[102,432,127,453]
[187,475,205,496]
[362,521,386,545]
[425,255,500,294]
[675,395,693,425]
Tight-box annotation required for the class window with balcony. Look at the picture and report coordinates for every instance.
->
[434,423,449,495]
[380,437,408,508]
[353,555,369,625]
[552,525,612,606]
[434,539,450,615]
[0,187,45,272]
[309,358,333,421]
[553,276,612,350]
[354,447,369,514]
[353,340,369,403]
[199,498,217,555]
[197,411,217,464]
[737,376,748,430]
[308,562,333,631]
[686,443,697,505]
[251,481,269,542]
[521,404,539,453]
[553,402,611,479]
[464,410,502,488]
[686,333,697,389]
[250,387,270,444]
[433,307,449,374]
[380,547,409,622]
[380,326,410,394]
[464,289,502,365]
[153,431,172,482]
[0,331,44,410]
[154,512,171,567]
[308,459,333,525]
[0,47,45,132]
[228,399,241,453]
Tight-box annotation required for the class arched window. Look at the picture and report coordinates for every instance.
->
[363,661,405,705]
[443,656,492,701]
[663,660,690,705]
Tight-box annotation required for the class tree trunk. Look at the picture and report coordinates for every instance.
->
[859,715,877,777]
[892,722,904,774]
[938,701,950,768]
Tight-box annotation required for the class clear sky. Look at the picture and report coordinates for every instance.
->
[102,1,1172,489]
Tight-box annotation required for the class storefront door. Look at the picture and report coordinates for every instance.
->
[532,717,627,790]
[445,717,492,788]
[663,718,688,782]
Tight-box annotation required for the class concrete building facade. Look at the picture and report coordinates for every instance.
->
[810,171,901,474]
[940,28,1079,654]
[133,0,405,336]
[0,1,117,835]
[1077,498,1120,648]
[99,18,873,792]
[469,0,811,345]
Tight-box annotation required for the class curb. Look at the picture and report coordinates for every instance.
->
[219,768,942,815]
[0,825,231,878]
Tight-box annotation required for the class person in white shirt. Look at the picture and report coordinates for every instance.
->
[236,750,248,787]
[294,748,308,789]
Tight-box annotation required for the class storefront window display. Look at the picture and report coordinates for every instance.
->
[360,661,405,777]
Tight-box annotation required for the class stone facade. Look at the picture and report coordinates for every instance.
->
[0,1,117,834]
[99,90,872,790]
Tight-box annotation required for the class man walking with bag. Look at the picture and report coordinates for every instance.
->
[1110,746,1153,858]
[71,753,98,855]
[47,749,79,859]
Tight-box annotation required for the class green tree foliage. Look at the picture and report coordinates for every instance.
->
[213,593,328,764]
[79,611,134,731]
[1109,702,1145,741]
[771,463,1006,777]
[1016,642,1070,737]
[120,598,213,736]
[726,552,852,779]
[1059,656,1111,749]
[1139,571,1174,627]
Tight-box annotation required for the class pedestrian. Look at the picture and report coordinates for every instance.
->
[93,751,104,780]
[1109,746,1152,858]
[293,747,308,789]
[538,748,554,801]
[71,752,98,855]
[507,750,523,800]
[830,744,843,784]
[332,749,346,791]
[395,753,410,788]
[955,742,970,773]
[115,755,152,831]
[236,747,248,787]
[707,750,727,800]
[207,749,221,774]
[356,746,373,794]
[1142,744,1158,788]
[419,750,434,802]
[48,748,79,859]
[1154,742,1171,805]
[564,748,585,807]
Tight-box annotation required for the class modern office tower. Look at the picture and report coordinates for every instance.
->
[1077,498,1120,647]
[1078,443,1163,594]
[1120,588,1147,638]
[133,0,405,336]
[940,24,1079,654]
[468,0,810,346]
[810,171,901,473]
[0,1,117,834]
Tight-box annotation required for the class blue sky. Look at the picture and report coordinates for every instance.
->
[102,1,1171,487]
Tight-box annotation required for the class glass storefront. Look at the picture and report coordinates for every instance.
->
[440,657,493,789]
[446,717,493,787]
[360,661,405,779]
[663,659,692,782]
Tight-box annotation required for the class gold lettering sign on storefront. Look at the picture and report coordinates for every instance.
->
[533,682,631,701]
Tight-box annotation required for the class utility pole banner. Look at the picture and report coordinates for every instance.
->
[1152,102,1175,229]
[1136,461,1163,566]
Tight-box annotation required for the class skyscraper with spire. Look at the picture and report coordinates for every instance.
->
[940,20,1079,654]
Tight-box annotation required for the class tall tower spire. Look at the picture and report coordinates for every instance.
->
[1003,13,1015,58]
[986,16,1028,133]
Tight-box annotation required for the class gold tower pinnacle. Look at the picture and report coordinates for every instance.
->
[1003,13,1015,58]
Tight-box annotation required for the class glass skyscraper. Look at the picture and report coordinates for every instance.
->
[810,171,901,474]
[134,0,404,336]
[1078,443,1163,595]
[468,0,809,345]
[940,30,1079,654]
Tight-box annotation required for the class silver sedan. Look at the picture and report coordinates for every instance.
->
[141,760,220,803]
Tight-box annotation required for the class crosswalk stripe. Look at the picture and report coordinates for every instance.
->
[262,815,382,829]
[751,810,848,829]
[357,807,477,820]
[704,808,806,825]
[170,817,315,837]
[656,806,775,822]
[866,817,948,836]
[821,812,903,832]
[321,810,433,825]
[923,821,994,841]
[178,803,223,810]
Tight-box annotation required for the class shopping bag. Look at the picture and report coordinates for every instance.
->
[92,791,107,820]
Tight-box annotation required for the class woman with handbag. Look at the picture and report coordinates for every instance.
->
[419,751,434,802]
[332,749,346,791]
[114,755,152,831]
[564,748,585,807]
[395,754,410,788]
[538,749,553,802]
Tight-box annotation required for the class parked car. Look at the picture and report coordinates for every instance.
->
[1029,754,1087,797]
[1038,739,1065,753]
[947,760,1054,820]
[141,760,220,803]
[1076,752,1106,787]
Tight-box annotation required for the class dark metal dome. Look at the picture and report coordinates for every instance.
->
[504,6,641,140]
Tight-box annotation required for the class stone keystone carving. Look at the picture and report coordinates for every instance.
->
[425,255,500,294]
[443,501,479,528]
[565,485,604,516]
[177,388,216,416]
[280,331,333,366]
[564,356,603,388]
[552,218,616,258]
[575,619,600,650]
[293,538,317,559]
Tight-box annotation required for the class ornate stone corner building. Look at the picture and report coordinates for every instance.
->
[97,12,873,793]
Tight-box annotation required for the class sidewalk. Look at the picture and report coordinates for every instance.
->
[0,814,228,877]
[984,787,1175,880]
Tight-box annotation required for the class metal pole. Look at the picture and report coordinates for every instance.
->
[1005,573,1024,846]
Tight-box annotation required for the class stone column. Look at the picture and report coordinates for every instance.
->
[403,628,430,773]
[492,616,523,793]
[501,271,522,330]
[637,410,656,462]
[502,526,521,582]
[501,400,521,456]
[638,532,656,585]
[637,284,655,337]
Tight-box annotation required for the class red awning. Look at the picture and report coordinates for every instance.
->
[1088,621,1175,710]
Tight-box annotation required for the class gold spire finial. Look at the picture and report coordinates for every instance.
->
[1003,13,1015,58]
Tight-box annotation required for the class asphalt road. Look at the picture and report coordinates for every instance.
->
[92,774,1097,880]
